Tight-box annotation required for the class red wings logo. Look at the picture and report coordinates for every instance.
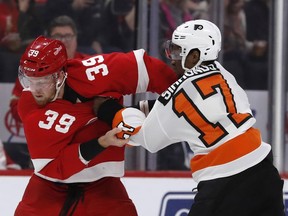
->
[54,46,62,55]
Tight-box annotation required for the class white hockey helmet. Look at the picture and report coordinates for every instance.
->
[171,19,222,70]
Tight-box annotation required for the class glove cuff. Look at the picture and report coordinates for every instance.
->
[97,98,123,126]
[112,108,146,139]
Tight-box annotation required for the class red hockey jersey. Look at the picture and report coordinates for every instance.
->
[18,91,125,183]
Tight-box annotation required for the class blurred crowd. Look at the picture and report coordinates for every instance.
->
[0,0,137,54]
[0,0,270,88]
[0,0,271,170]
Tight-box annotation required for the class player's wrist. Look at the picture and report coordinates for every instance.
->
[79,139,105,161]
[98,135,109,148]
[95,98,124,126]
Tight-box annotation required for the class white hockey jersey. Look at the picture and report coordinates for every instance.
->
[129,61,271,183]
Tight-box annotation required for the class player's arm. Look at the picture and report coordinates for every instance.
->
[79,127,128,161]
[94,97,155,127]
[94,97,172,152]
[66,50,177,98]
[36,127,128,180]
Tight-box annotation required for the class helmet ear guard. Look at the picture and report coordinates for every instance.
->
[171,19,222,70]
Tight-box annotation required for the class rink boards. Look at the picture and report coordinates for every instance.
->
[0,171,288,216]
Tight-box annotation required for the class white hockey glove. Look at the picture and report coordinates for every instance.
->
[112,108,146,140]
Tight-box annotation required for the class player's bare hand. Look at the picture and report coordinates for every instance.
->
[98,128,128,148]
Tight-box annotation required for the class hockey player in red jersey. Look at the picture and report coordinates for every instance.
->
[95,20,285,216]
[8,15,90,169]
[10,15,89,122]
[14,36,177,215]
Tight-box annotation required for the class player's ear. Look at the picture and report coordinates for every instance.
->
[56,71,66,87]
[185,49,200,69]
[190,49,200,63]
[56,79,61,87]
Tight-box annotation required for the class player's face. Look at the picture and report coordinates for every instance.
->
[28,75,57,106]
[164,40,182,61]
[164,40,185,77]
[170,59,185,78]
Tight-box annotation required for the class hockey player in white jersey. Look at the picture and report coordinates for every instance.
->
[95,19,285,216]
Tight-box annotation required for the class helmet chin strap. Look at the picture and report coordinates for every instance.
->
[51,72,67,102]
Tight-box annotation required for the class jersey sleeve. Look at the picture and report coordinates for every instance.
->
[11,78,23,97]
[66,49,177,98]
[127,102,177,152]
[17,90,38,122]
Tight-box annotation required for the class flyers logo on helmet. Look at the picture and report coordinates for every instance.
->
[194,24,203,30]
[28,49,39,57]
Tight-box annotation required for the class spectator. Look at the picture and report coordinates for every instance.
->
[46,15,89,59]
[14,35,177,215]
[0,0,22,168]
[159,0,193,63]
[43,0,106,54]
[95,0,136,53]
[0,0,20,52]
[0,0,45,82]
[244,0,270,90]
[222,0,250,88]
[17,0,44,49]
[187,0,209,20]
